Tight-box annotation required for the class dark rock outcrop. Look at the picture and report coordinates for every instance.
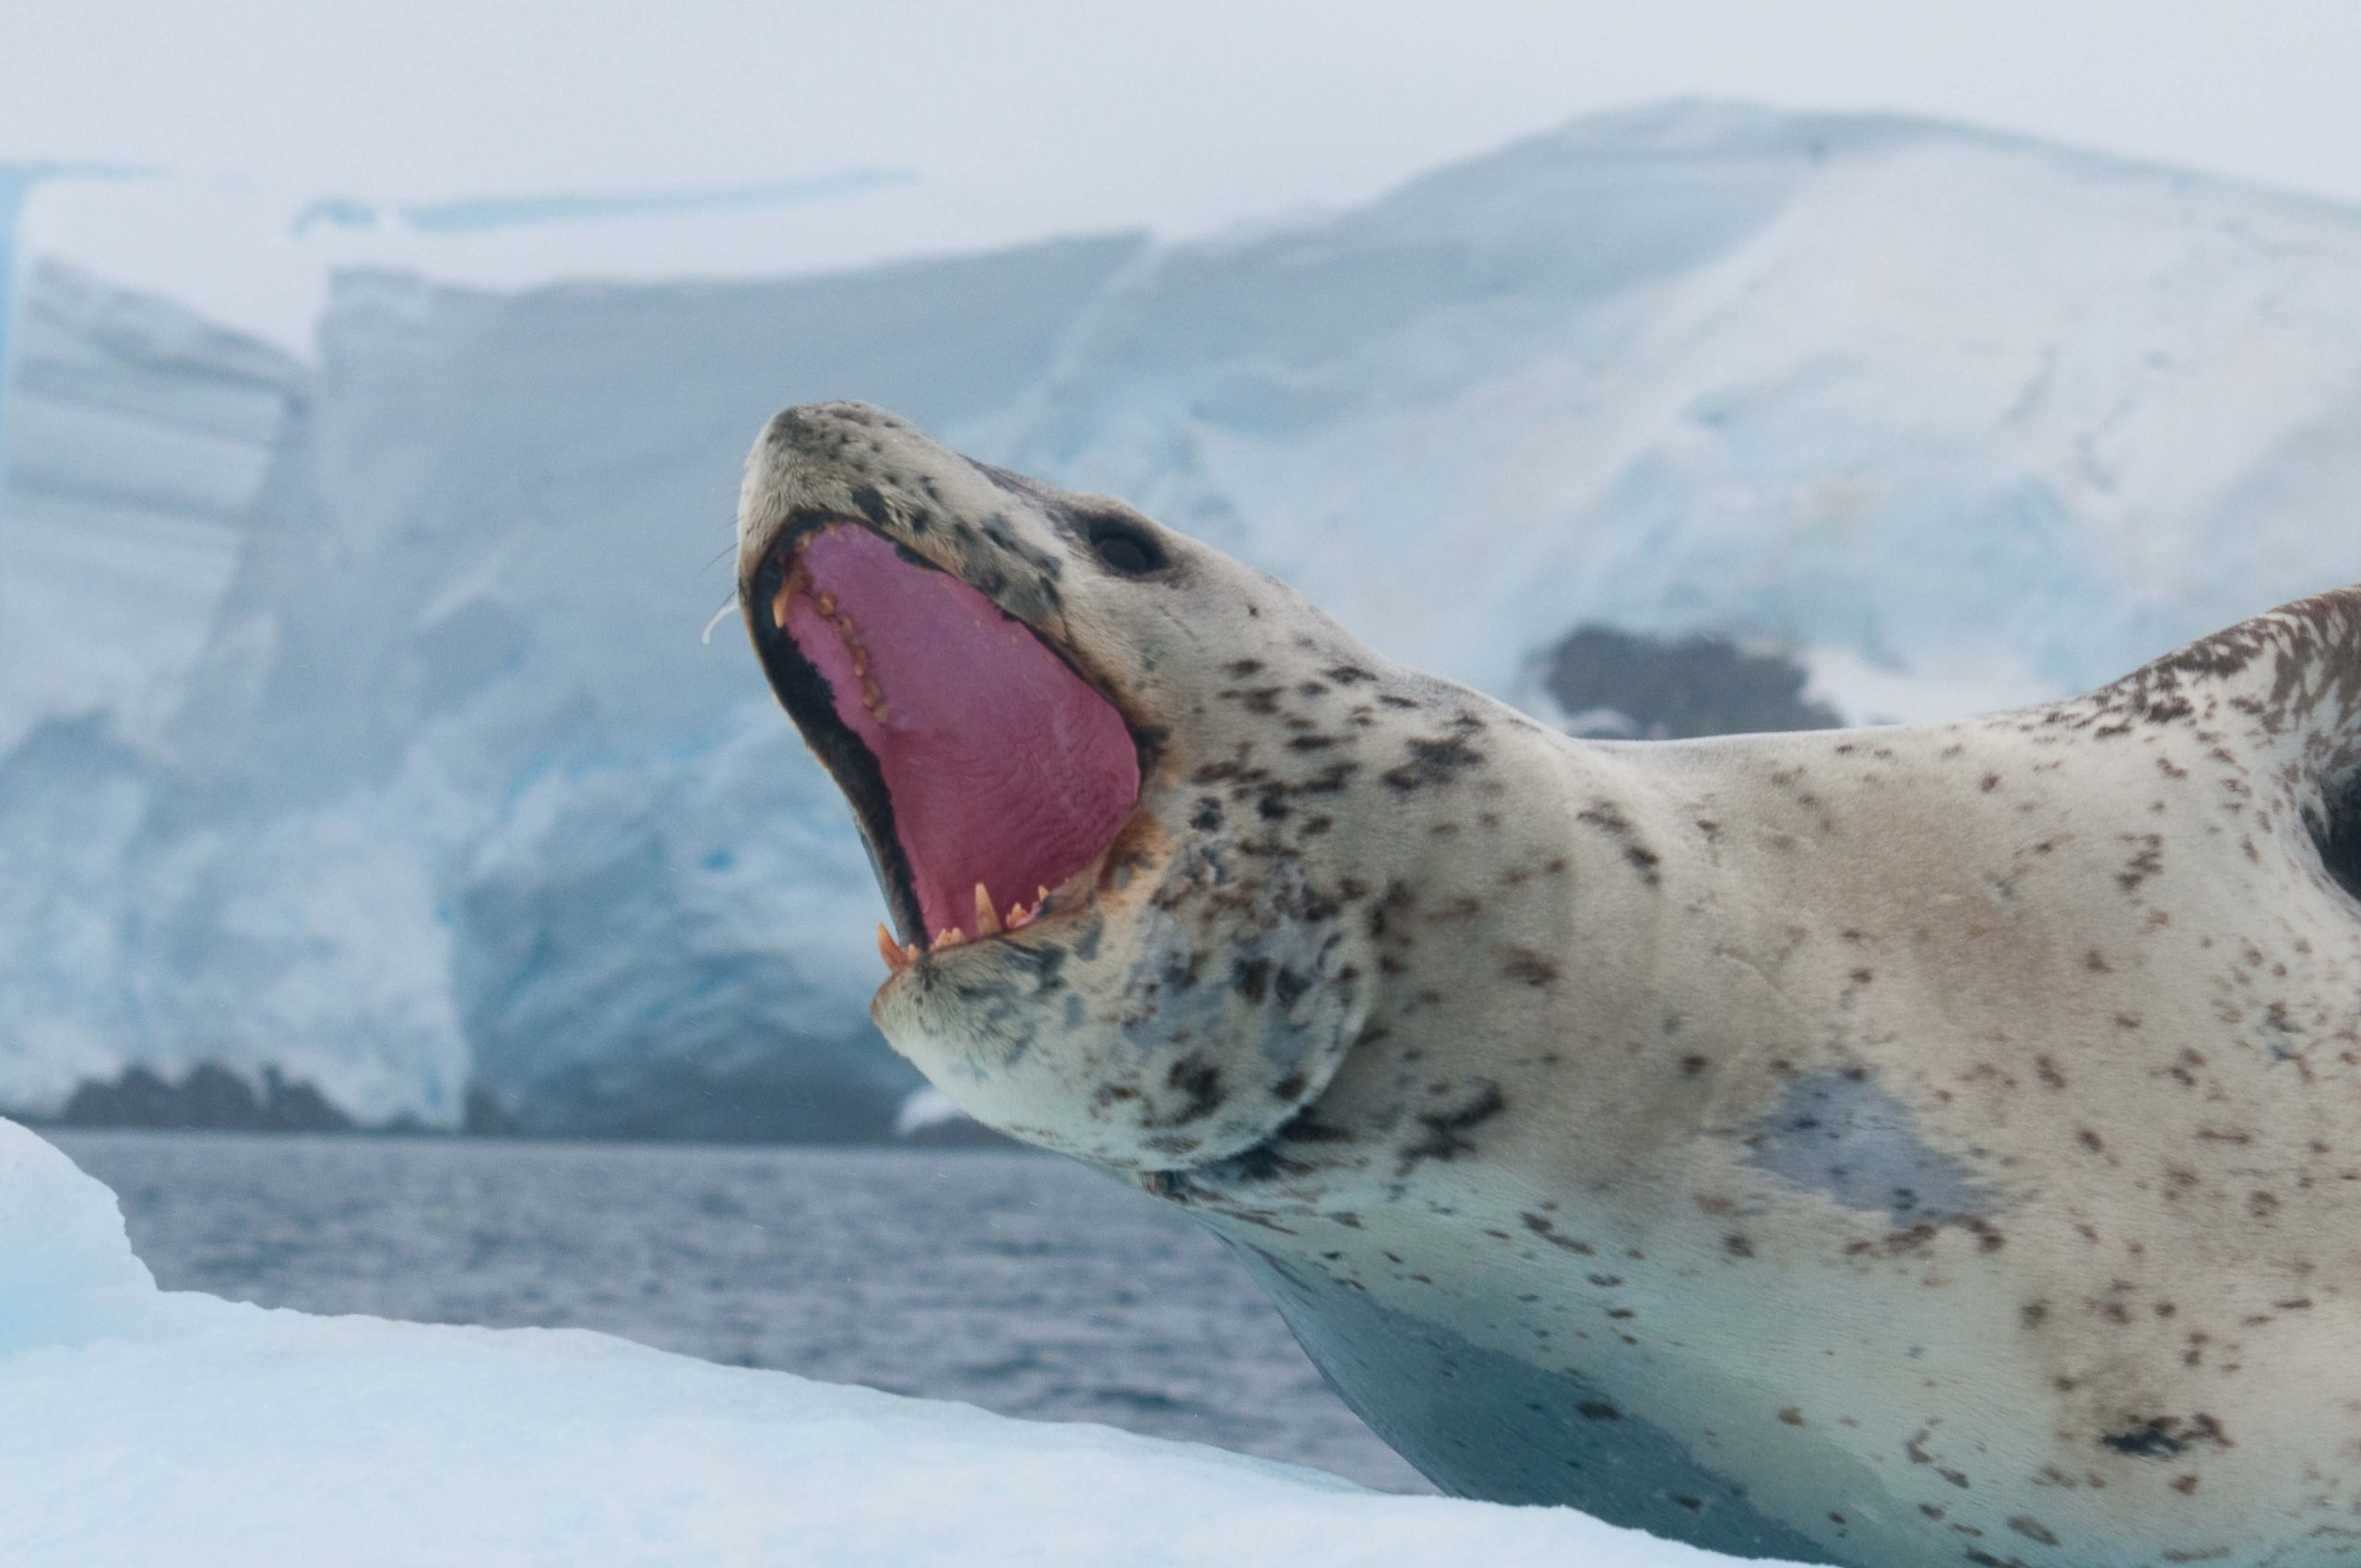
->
[1541,625,1843,740]
[53,1063,355,1132]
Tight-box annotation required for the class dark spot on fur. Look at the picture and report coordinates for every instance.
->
[1501,948,1559,987]
[2103,1424,2182,1457]
[2103,1415,2230,1458]
[1232,956,1273,1004]
[1575,801,1664,885]
[1399,1081,1507,1172]
[1382,728,1486,792]
[1151,1059,1225,1128]
[2118,833,2165,893]
[1520,1213,1595,1253]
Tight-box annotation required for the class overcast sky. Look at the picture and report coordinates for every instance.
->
[6,0,2360,340]
[14,2,2361,211]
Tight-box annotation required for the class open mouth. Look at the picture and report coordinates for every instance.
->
[748,521,1142,970]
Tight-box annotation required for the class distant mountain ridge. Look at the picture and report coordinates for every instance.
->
[2,101,2356,1136]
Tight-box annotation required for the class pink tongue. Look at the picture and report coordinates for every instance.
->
[783,526,1139,944]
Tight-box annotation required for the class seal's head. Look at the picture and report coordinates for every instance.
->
[738,403,1394,1171]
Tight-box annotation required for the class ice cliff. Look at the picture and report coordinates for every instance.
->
[3,102,2357,1132]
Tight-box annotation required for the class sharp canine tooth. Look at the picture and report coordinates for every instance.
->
[877,923,906,974]
[974,885,1002,937]
[770,580,794,630]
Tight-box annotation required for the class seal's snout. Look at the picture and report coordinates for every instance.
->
[737,401,931,564]
[737,403,1145,973]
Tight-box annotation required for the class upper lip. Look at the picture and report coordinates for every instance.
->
[745,515,930,946]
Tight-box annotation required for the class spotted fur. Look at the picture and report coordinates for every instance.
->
[740,404,2361,1568]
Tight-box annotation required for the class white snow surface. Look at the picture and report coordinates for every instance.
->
[3,101,2359,1126]
[0,1118,1782,1568]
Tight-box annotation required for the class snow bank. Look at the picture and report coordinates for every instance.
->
[0,1119,1782,1568]
[0,1115,155,1354]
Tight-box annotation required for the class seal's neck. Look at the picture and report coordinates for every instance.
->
[1166,686,1752,1217]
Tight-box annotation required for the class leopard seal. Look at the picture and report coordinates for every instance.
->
[737,401,2361,1568]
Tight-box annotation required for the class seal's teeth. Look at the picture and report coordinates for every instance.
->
[850,647,870,677]
[1004,884,1051,930]
[769,580,794,631]
[974,884,1003,937]
[876,922,908,974]
[815,589,836,617]
[936,926,966,949]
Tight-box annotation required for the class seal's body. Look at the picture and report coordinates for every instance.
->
[739,402,2361,1567]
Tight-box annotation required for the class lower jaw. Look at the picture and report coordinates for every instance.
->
[888,787,1186,975]
[878,849,1111,976]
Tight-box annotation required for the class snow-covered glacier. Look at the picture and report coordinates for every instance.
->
[3,101,2359,1131]
[0,1117,1786,1567]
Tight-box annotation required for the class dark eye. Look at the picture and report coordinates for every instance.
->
[1086,517,1166,575]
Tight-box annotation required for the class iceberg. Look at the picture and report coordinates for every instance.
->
[0,1117,1783,1567]
[5,102,2361,1132]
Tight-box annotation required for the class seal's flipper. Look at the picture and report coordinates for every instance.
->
[2081,586,2361,902]
[2319,770,2361,903]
